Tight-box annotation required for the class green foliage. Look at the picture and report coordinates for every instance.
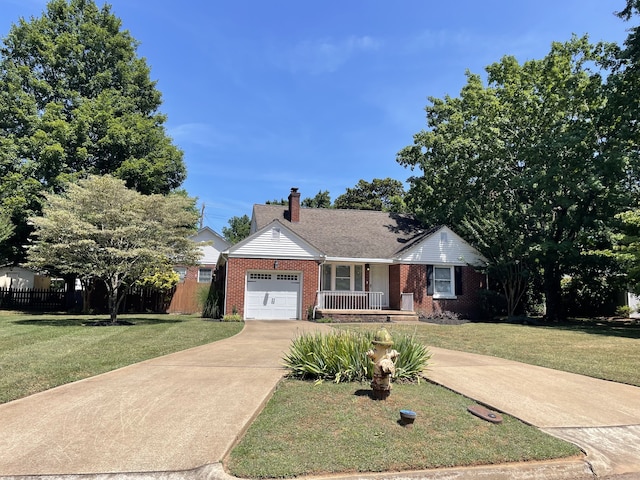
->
[26,175,200,323]
[283,330,429,383]
[222,214,250,244]
[0,0,185,263]
[137,265,180,291]
[334,178,406,212]
[301,190,332,208]
[222,313,243,322]
[199,287,221,319]
[398,36,630,321]
[616,305,632,317]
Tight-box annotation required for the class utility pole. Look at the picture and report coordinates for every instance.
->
[199,203,205,229]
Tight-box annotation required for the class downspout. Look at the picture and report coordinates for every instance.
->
[223,254,229,317]
[313,257,326,320]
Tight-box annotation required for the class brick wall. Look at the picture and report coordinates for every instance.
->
[393,264,486,319]
[224,258,319,319]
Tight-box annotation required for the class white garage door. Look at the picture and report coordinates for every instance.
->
[245,272,301,320]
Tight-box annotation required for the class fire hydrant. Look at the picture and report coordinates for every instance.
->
[366,328,399,400]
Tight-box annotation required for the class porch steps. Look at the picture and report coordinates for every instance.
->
[315,309,419,323]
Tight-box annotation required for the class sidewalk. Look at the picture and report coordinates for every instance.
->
[1,321,639,479]
[425,347,640,478]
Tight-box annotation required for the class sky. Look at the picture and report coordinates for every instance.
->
[0,0,632,234]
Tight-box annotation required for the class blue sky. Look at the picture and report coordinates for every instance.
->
[0,0,631,233]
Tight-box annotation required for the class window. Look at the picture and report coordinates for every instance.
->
[174,267,187,283]
[434,267,452,295]
[335,265,351,290]
[321,264,365,291]
[198,268,212,283]
[427,265,457,298]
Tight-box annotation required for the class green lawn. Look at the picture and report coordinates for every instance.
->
[227,380,581,479]
[339,320,640,386]
[0,312,243,404]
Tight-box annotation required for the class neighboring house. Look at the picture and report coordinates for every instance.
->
[168,227,230,314]
[0,266,50,290]
[216,188,487,321]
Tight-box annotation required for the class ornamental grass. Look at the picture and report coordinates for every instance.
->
[283,329,430,383]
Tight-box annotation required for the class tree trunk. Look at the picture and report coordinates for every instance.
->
[543,261,564,321]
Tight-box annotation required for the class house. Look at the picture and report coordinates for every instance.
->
[0,266,50,290]
[216,188,487,321]
[167,227,230,314]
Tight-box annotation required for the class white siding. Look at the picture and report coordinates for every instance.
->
[0,267,36,289]
[398,226,485,265]
[190,228,230,264]
[230,224,321,259]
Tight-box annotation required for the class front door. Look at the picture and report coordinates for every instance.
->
[369,265,389,308]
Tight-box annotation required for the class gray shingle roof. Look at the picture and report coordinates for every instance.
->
[252,204,437,259]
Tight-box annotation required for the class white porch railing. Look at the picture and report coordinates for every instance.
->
[317,291,384,310]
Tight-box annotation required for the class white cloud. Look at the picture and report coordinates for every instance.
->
[281,35,381,74]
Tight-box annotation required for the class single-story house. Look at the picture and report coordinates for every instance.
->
[216,188,487,321]
[168,226,230,314]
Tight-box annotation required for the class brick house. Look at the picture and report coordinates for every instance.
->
[216,188,487,321]
[168,227,230,314]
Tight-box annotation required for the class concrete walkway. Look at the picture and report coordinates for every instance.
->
[1,321,639,479]
[426,347,640,478]
[0,320,333,477]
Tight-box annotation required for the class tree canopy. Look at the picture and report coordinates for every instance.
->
[397,36,633,320]
[222,214,251,245]
[333,178,406,212]
[0,0,186,263]
[26,175,200,323]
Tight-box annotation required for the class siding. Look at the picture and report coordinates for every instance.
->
[230,224,322,259]
[398,226,485,266]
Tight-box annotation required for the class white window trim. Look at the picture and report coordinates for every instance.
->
[198,268,212,283]
[322,263,365,291]
[432,265,456,299]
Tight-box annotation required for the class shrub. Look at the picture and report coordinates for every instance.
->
[616,305,632,318]
[199,287,221,319]
[222,313,243,322]
[283,330,430,383]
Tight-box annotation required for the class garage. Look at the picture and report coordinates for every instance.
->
[245,272,301,319]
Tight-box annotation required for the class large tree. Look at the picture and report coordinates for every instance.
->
[0,0,186,262]
[397,37,631,320]
[26,175,200,323]
[334,178,406,212]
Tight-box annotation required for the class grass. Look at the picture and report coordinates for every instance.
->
[0,311,243,404]
[338,320,640,386]
[227,379,581,479]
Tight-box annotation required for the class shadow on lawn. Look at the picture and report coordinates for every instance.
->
[13,316,183,327]
[549,319,640,340]
[488,316,640,340]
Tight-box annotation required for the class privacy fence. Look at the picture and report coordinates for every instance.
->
[0,287,173,314]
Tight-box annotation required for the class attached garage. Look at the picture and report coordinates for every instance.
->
[245,272,301,320]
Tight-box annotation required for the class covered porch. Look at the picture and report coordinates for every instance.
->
[314,291,418,322]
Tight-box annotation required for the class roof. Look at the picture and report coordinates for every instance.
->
[252,204,438,259]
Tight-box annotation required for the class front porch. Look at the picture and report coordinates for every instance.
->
[314,291,418,322]
[314,309,419,323]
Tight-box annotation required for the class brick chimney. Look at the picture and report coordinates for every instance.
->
[287,187,300,222]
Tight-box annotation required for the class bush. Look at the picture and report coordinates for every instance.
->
[283,330,430,383]
[222,313,243,322]
[616,305,632,318]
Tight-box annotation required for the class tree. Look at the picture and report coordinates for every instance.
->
[397,37,629,320]
[0,0,186,263]
[222,214,251,244]
[26,175,200,324]
[334,178,406,212]
[302,190,331,208]
[0,211,15,264]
